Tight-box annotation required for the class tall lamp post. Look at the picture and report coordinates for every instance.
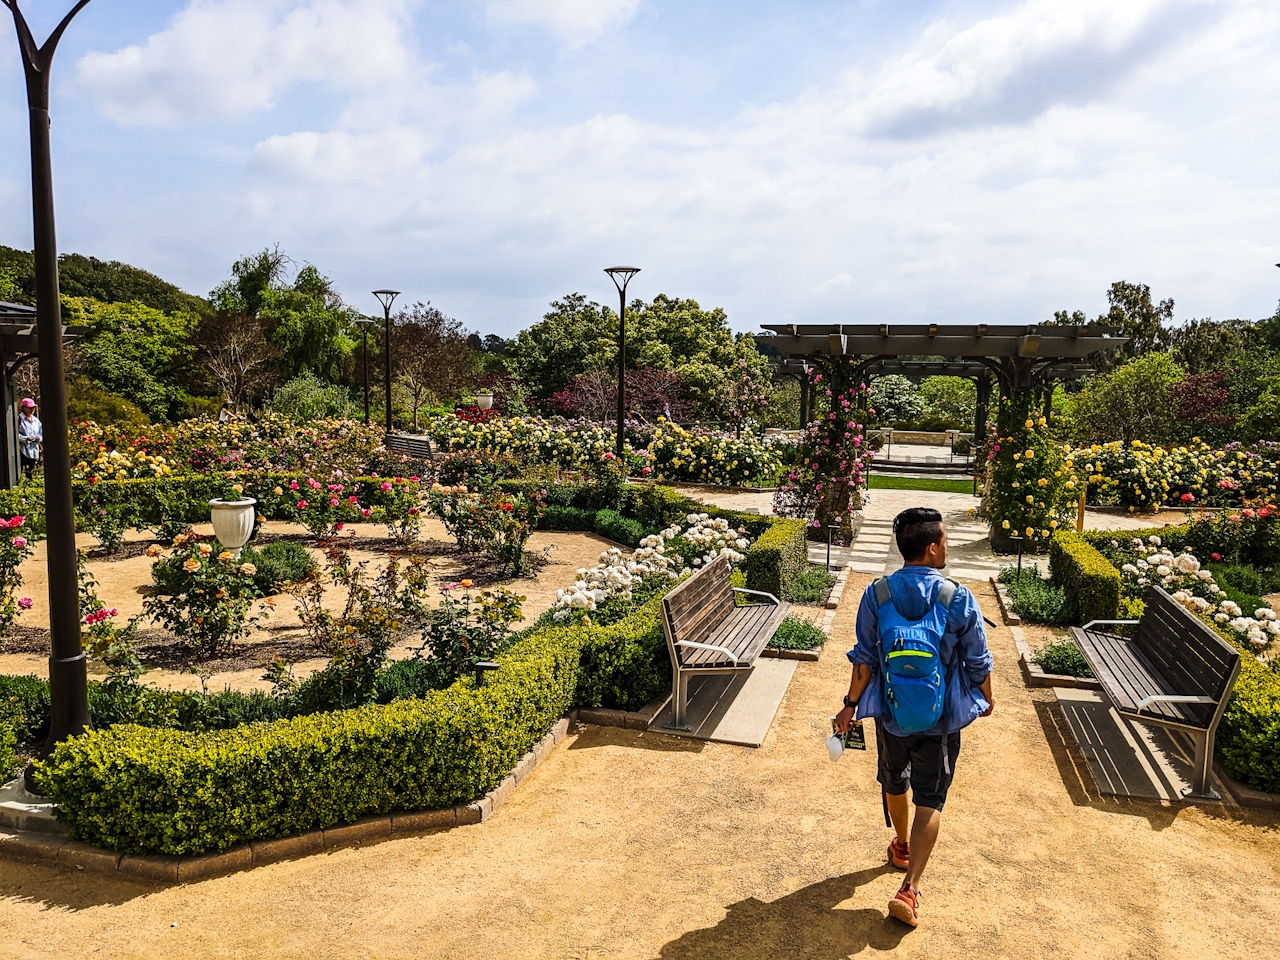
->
[604,266,640,458]
[355,316,375,424]
[5,0,94,787]
[372,290,399,435]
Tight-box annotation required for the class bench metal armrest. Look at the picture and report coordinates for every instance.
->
[732,587,781,605]
[675,639,742,665]
[1135,694,1215,711]
[1082,619,1139,630]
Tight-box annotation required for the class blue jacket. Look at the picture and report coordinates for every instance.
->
[847,565,992,737]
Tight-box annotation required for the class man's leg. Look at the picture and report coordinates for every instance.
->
[886,791,910,844]
[905,804,941,890]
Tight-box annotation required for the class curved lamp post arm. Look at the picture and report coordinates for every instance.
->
[4,0,94,77]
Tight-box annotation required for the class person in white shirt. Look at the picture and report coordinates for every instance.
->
[17,398,42,479]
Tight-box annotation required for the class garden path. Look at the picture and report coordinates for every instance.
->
[1,575,1276,959]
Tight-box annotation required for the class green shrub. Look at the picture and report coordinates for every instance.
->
[1048,533,1121,624]
[539,505,598,531]
[593,509,647,547]
[0,692,24,780]
[767,615,827,651]
[1032,639,1094,678]
[0,673,50,744]
[787,565,836,605]
[573,597,671,711]
[240,542,317,595]
[744,519,808,600]
[1000,568,1076,625]
[1218,655,1280,794]
[34,625,584,855]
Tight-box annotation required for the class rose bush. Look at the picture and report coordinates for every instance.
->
[0,516,33,639]
[982,404,1077,550]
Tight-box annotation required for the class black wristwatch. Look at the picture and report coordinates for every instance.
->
[842,695,855,708]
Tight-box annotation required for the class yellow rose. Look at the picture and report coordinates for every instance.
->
[183,558,201,573]
[1001,520,1010,529]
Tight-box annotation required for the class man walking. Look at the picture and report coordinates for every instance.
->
[833,507,994,928]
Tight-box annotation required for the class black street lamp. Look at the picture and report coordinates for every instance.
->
[372,290,400,435]
[604,266,640,458]
[355,316,375,424]
[5,0,94,788]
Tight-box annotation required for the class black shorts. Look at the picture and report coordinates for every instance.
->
[876,726,962,812]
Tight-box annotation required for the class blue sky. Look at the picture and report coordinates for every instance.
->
[1,0,1278,335]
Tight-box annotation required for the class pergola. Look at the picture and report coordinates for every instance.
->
[759,322,1128,438]
[0,300,82,487]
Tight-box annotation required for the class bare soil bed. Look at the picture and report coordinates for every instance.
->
[1,574,1276,959]
[0,520,617,694]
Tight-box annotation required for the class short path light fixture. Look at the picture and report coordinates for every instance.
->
[473,661,501,687]
[372,290,400,435]
[604,266,640,458]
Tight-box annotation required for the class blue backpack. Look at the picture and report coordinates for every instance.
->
[873,576,956,735]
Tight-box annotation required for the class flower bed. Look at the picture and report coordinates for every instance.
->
[1069,440,1280,511]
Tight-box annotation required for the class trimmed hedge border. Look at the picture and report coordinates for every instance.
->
[744,519,808,600]
[1048,532,1121,625]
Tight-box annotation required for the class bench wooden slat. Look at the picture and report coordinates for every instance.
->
[1072,628,1197,723]
[1134,593,1236,702]
[681,604,778,667]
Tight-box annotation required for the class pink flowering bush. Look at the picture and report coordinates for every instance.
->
[0,515,33,639]
[772,364,873,537]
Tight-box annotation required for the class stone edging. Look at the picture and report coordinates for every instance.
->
[1214,762,1280,810]
[1011,626,1102,691]
[0,718,571,883]
[989,577,1021,625]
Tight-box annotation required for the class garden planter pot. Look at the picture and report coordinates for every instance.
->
[476,392,494,410]
[209,498,257,558]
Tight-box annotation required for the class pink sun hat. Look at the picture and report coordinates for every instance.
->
[20,398,35,409]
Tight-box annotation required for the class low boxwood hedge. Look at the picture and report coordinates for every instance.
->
[34,625,583,855]
[574,597,671,711]
[744,519,808,600]
[1218,654,1280,794]
[539,505,598,532]
[593,509,647,547]
[1048,532,1121,625]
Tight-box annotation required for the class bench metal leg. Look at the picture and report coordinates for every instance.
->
[1182,728,1220,800]
[663,669,692,732]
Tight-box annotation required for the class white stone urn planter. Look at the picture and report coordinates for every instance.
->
[209,498,257,558]
[475,391,494,410]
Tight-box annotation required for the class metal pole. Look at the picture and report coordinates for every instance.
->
[616,286,626,458]
[5,0,95,788]
[383,302,392,435]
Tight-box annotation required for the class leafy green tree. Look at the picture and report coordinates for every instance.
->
[507,292,769,417]
[1098,281,1174,363]
[1,244,206,313]
[869,375,923,425]
[1068,352,1184,444]
[62,297,197,422]
[0,265,20,303]
[269,372,357,421]
[917,376,976,427]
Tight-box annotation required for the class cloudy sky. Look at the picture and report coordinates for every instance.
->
[1,0,1277,335]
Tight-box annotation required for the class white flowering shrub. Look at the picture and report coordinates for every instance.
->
[1116,535,1279,657]
[552,515,752,623]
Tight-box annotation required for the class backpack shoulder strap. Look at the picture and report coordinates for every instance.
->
[873,577,892,608]
[936,579,958,612]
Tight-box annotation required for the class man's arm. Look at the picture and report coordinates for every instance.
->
[955,586,995,717]
[834,663,872,732]
[835,585,880,732]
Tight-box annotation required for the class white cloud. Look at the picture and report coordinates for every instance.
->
[481,0,642,47]
[77,0,416,127]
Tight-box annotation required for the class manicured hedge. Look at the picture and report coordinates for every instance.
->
[1217,652,1280,794]
[1048,532,1121,625]
[34,626,583,855]
[593,509,647,547]
[574,597,671,711]
[538,505,598,532]
[744,519,808,600]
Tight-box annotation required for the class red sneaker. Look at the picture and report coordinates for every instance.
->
[888,883,920,927]
[887,838,910,870]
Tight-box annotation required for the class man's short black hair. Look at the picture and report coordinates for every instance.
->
[894,507,945,561]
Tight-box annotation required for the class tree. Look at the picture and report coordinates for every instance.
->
[60,297,197,422]
[1,243,207,313]
[1068,352,1184,444]
[506,293,616,398]
[549,370,615,421]
[1097,281,1174,364]
[869,375,923,425]
[390,302,476,430]
[194,313,279,410]
[916,376,976,427]
[714,358,770,434]
[0,265,20,302]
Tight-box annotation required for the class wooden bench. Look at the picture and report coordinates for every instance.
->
[1069,586,1241,799]
[384,433,435,461]
[660,555,790,731]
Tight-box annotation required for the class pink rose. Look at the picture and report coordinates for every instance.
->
[380,482,392,491]
[361,508,371,517]
[330,498,339,507]
[336,523,344,531]
[12,536,26,549]
[297,500,308,510]
[18,597,31,610]
[1211,553,1222,561]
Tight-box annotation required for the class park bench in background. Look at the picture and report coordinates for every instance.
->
[384,434,435,461]
[661,555,790,731]
[1069,586,1241,798]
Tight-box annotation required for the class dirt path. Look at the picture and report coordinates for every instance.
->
[1,574,1277,958]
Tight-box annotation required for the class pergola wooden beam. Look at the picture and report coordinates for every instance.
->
[757,323,1125,360]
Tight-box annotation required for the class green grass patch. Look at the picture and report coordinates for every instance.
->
[767,615,827,651]
[867,475,975,494]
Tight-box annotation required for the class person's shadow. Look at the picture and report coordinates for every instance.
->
[656,864,909,959]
